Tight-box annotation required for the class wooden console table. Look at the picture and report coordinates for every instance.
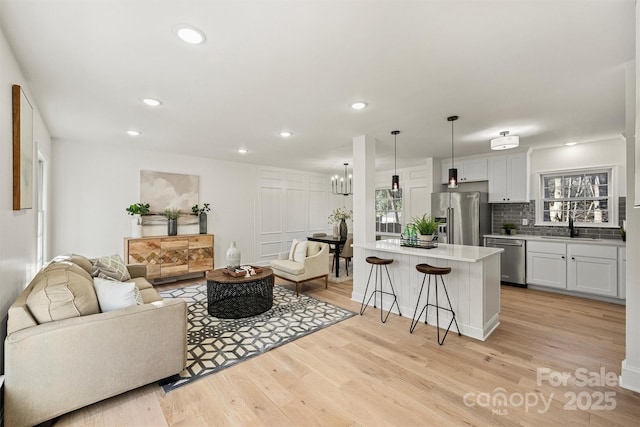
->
[124,234,214,280]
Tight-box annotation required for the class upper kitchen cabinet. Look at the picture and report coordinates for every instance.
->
[488,151,530,203]
[440,157,488,184]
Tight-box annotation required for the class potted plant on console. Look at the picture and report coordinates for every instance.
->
[126,202,150,238]
[412,213,440,242]
[502,222,518,235]
[192,203,211,234]
[163,208,181,236]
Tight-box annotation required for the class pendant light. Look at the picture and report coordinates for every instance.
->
[491,130,519,150]
[391,130,400,192]
[447,116,459,189]
[331,163,353,196]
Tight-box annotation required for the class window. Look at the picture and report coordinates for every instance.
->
[539,168,615,226]
[375,189,402,233]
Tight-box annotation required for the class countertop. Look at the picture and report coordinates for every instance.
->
[484,234,626,247]
[354,239,503,263]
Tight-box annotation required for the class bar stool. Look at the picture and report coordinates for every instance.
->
[410,263,461,345]
[360,256,401,323]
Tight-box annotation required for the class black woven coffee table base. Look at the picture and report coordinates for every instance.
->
[207,273,274,319]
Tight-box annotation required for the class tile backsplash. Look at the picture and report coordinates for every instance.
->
[491,198,625,241]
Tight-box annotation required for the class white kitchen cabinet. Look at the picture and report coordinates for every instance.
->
[488,152,529,203]
[618,247,626,299]
[567,244,617,297]
[441,157,488,184]
[526,241,567,289]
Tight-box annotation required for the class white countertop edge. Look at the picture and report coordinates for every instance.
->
[354,239,503,263]
[484,234,625,247]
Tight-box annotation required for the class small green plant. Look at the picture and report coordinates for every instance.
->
[191,203,211,215]
[620,226,626,241]
[502,222,518,234]
[328,207,353,223]
[163,208,181,220]
[412,213,440,235]
[125,202,150,216]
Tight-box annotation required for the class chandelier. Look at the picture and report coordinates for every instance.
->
[331,163,353,196]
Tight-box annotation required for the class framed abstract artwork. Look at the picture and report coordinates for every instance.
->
[139,170,199,225]
[12,84,34,210]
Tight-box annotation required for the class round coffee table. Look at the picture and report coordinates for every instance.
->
[206,267,274,319]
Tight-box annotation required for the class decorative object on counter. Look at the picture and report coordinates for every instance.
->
[126,202,150,238]
[163,208,181,236]
[491,130,519,150]
[331,163,353,196]
[412,213,441,241]
[391,130,400,193]
[328,207,352,240]
[226,241,241,270]
[502,222,518,235]
[447,115,459,189]
[620,224,626,242]
[192,203,211,234]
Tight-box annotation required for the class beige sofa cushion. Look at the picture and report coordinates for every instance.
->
[50,253,93,275]
[26,262,100,324]
[270,259,305,276]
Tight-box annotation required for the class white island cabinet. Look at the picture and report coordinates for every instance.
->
[352,240,503,341]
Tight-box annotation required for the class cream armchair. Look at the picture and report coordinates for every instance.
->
[270,241,329,296]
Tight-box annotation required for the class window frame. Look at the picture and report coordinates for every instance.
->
[375,188,403,235]
[536,166,618,228]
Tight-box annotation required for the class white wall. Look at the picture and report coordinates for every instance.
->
[254,166,347,264]
[51,140,340,269]
[529,136,627,197]
[620,32,639,390]
[52,141,256,267]
[0,26,52,372]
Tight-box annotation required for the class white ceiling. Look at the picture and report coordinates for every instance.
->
[0,0,635,174]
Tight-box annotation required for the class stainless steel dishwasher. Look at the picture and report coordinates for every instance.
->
[485,237,526,287]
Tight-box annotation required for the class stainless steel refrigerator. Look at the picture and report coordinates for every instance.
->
[431,191,490,246]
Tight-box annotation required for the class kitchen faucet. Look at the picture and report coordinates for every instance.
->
[568,214,577,237]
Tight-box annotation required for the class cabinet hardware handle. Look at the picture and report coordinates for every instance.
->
[571,257,575,260]
[561,256,565,259]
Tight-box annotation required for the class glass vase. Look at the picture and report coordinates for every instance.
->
[226,241,241,270]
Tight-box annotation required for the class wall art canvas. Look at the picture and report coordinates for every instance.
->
[12,85,34,210]
[140,170,199,225]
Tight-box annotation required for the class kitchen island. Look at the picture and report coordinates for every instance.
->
[352,239,503,341]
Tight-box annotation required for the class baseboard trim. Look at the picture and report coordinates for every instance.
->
[620,359,640,392]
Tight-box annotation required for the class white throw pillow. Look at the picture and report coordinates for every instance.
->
[293,241,308,263]
[93,277,141,312]
[288,239,301,261]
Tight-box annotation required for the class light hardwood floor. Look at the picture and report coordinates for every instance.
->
[55,276,639,426]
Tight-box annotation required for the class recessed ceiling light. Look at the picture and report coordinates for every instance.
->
[238,148,248,154]
[350,101,368,110]
[280,131,292,137]
[565,141,578,146]
[141,98,162,107]
[127,130,141,136]
[174,25,206,44]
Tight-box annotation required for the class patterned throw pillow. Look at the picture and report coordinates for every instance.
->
[91,254,131,281]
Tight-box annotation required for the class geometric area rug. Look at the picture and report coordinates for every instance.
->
[158,283,356,393]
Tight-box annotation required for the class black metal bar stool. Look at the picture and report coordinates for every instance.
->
[360,256,401,323]
[410,263,461,345]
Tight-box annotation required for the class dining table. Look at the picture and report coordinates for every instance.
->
[307,235,347,278]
